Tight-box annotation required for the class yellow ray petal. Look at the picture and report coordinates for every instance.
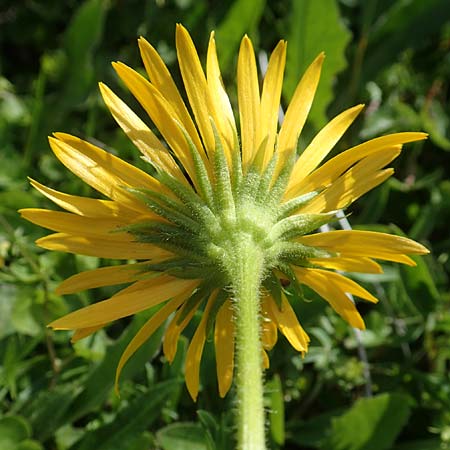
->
[29,178,138,219]
[301,268,378,303]
[206,31,237,164]
[37,233,172,260]
[265,294,309,352]
[214,299,235,398]
[19,208,129,238]
[99,83,186,183]
[237,35,260,170]
[56,262,149,295]
[49,134,160,214]
[291,131,427,195]
[71,324,105,343]
[289,104,364,186]
[262,350,270,369]
[290,144,401,198]
[258,40,286,169]
[49,276,198,330]
[308,256,383,274]
[294,267,378,329]
[138,36,205,156]
[299,147,401,212]
[112,62,207,185]
[176,24,216,155]
[277,53,324,163]
[298,230,429,261]
[185,291,217,401]
[261,317,278,351]
[163,294,203,363]
[115,293,187,393]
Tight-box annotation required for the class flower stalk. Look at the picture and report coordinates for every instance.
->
[229,238,266,450]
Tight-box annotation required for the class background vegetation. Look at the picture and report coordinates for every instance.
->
[1,0,449,449]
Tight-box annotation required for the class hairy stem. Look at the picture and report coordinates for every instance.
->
[230,238,266,450]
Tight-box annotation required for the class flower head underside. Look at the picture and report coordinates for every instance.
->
[20,25,429,400]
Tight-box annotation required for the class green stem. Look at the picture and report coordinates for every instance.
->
[230,238,266,450]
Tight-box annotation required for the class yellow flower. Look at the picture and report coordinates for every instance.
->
[20,24,428,400]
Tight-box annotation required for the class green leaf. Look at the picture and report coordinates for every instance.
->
[0,284,16,339]
[63,0,108,105]
[267,374,285,445]
[15,441,43,450]
[157,423,210,450]
[69,380,179,450]
[363,0,450,81]
[392,438,442,450]
[286,408,343,448]
[215,0,266,70]
[0,416,43,450]
[25,385,78,442]
[399,255,440,316]
[60,311,165,424]
[322,393,412,450]
[284,0,351,129]
[11,292,41,337]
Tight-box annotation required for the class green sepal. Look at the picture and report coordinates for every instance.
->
[268,150,296,205]
[125,187,200,232]
[274,262,304,300]
[210,119,235,218]
[230,131,243,198]
[277,190,322,219]
[176,121,214,209]
[158,172,220,234]
[204,289,229,339]
[176,283,211,325]
[255,151,278,205]
[269,211,336,242]
[143,258,215,280]
[277,242,332,264]
[263,270,283,310]
[239,167,263,202]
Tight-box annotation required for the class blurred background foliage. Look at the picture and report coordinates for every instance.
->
[1,0,449,449]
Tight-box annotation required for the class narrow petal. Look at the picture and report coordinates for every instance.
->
[19,209,129,238]
[163,294,203,363]
[206,31,237,164]
[237,35,260,170]
[113,62,208,185]
[277,53,324,162]
[71,325,105,343]
[258,40,286,168]
[115,293,186,393]
[29,178,138,219]
[214,299,235,398]
[298,230,429,262]
[185,291,217,400]
[289,104,364,185]
[262,350,270,369]
[291,131,427,196]
[294,267,378,329]
[37,233,172,260]
[299,147,401,212]
[56,263,149,295]
[49,134,161,214]
[138,36,204,155]
[176,24,216,154]
[308,256,383,274]
[265,294,309,352]
[261,317,278,351]
[99,83,186,182]
[49,276,198,330]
